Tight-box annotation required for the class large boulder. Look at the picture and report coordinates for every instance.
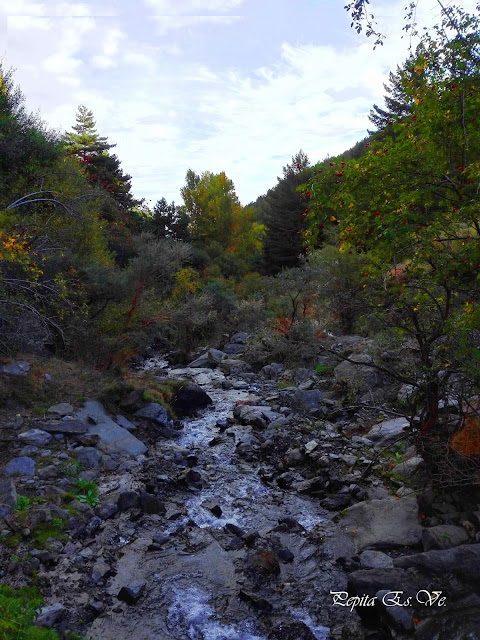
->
[188,348,226,368]
[171,383,213,413]
[341,496,423,552]
[74,401,147,457]
[134,403,170,427]
[334,353,384,393]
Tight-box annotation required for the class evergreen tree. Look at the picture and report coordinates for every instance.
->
[259,150,315,275]
[151,197,190,241]
[368,62,414,132]
[63,105,138,211]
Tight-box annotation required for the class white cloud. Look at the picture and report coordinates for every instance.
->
[123,51,156,70]
[152,14,240,35]
[143,0,243,14]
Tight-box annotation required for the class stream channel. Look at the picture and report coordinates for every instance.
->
[87,358,355,640]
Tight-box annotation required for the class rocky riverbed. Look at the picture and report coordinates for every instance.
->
[1,342,480,640]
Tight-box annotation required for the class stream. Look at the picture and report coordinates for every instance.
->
[87,361,356,640]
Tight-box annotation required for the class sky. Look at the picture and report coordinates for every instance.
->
[0,0,473,207]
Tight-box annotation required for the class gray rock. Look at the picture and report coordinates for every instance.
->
[47,402,74,416]
[366,417,410,445]
[117,491,141,512]
[394,544,480,585]
[95,503,118,520]
[20,445,38,456]
[334,353,384,392]
[359,550,394,569]
[0,360,31,376]
[260,363,283,379]
[39,419,88,435]
[233,404,282,428]
[91,560,111,583]
[75,401,147,456]
[37,465,59,480]
[115,414,137,431]
[117,582,146,605]
[230,332,248,344]
[189,348,226,368]
[73,447,103,469]
[0,479,17,519]
[18,429,52,446]
[139,492,165,515]
[223,343,245,355]
[341,496,422,552]
[422,524,469,551]
[305,440,319,453]
[134,403,170,426]
[35,603,66,627]
[376,590,414,630]
[2,457,35,477]
[392,455,424,478]
[296,476,326,495]
[292,389,323,413]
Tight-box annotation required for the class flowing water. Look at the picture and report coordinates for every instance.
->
[88,363,354,640]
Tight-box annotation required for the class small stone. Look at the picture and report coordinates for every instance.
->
[117,582,146,605]
[277,548,294,563]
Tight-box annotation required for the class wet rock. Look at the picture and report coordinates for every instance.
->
[366,417,410,445]
[225,523,245,537]
[341,496,423,552]
[117,491,141,512]
[202,499,222,517]
[359,550,394,569]
[73,446,103,469]
[134,403,170,427]
[245,549,280,582]
[117,582,146,605]
[172,383,213,413]
[239,589,273,612]
[2,456,35,477]
[35,603,66,627]
[18,429,52,446]
[268,622,318,639]
[152,533,170,545]
[47,402,74,416]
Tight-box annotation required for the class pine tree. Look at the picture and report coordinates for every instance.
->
[63,105,138,211]
[259,150,315,275]
[368,62,414,132]
[64,105,115,161]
